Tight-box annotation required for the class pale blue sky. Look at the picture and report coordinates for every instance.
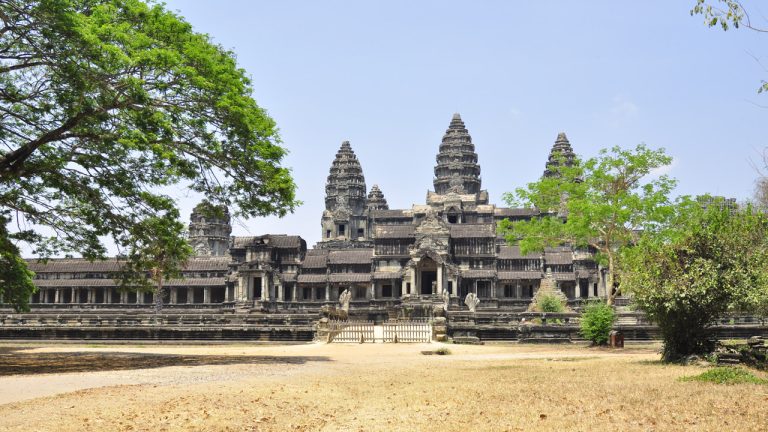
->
[25,1,768,256]
[157,0,768,248]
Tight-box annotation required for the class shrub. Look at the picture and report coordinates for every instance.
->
[680,367,767,385]
[538,294,565,313]
[579,300,615,345]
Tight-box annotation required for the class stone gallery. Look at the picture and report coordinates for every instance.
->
[22,114,606,315]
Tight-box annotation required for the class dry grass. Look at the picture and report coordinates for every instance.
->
[0,342,766,431]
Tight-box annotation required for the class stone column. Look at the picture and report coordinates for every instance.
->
[170,287,177,304]
[437,265,443,295]
[120,290,127,304]
[324,283,330,301]
[54,288,61,304]
[410,270,416,295]
[260,274,266,301]
[105,288,111,304]
[370,281,376,300]
[204,287,211,304]
[187,287,194,304]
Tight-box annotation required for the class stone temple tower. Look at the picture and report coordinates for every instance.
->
[188,201,232,256]
[320,141,369,244]
[433,113,482,196]
[366,184,389,211]
[543,132,576,178]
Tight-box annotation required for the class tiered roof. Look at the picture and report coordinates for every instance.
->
[366,184,389,211]
[325,141,367,213]
[543,132,576,178]
[433,113,481,195]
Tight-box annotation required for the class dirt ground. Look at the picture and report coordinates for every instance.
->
[0,341,766,431]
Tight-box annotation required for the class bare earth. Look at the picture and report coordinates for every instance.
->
[0,342,766,431]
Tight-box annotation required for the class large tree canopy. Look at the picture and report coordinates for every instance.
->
[0,0,298,310]
[621,198,768,362]
[498,144,676,305]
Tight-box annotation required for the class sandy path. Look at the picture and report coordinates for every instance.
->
[1,342,764,431]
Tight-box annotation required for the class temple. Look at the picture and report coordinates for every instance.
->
[19,114,606,313]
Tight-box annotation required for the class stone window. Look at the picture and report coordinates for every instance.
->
[504,284,515,298]
[382,284,393,298]
[338,224,345,236]
[357,228,364,237]
[315,287,326,300]
[302,287,312,300]
[477,281,491,298]
[326,230,331,238]
[354,286,367,299]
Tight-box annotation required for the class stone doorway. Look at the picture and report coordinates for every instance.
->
[418,257,438,295]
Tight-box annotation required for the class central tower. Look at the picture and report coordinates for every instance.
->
[426,113,488,220]
[433,113,482,195]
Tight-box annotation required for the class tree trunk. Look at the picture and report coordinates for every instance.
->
[606,253,616,306]
[153,271,164,314]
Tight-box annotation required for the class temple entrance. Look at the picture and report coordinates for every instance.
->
[421,271,436,295]
[418,257,438,295]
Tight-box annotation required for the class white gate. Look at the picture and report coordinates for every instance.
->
[328,320,375,343]
[327,319,432,343]
[383,319,431,343]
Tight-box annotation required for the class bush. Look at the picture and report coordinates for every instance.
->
[579,300,615,345]
[538,294,565,313]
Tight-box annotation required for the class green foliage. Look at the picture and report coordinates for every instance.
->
[0,0,299,310]
[499,144,676,304]
[579,300,615,345]
[0,212,36,311]
[622,198,768,362]
[691,1,768,94]
[537,294,565,313]
[680,367,767,385]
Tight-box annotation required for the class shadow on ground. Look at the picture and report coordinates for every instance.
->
[0,348,330,376]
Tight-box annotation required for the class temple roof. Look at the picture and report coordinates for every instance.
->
[325,140,367,213]
[497,245,541,260]
[544,248,573,264]
[366,184,389,211]
[543,132,576,178]
[449,224,496,238]
[374,225,415,239]
[231,235,303,249]
[327,248,373,264]
[433,113,482,195]
[26,256,230,273]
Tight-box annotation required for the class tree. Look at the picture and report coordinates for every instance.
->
[117,212,193,313]
[621,198,768,362]
[0,0,298,311]
[499,144,676,305]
